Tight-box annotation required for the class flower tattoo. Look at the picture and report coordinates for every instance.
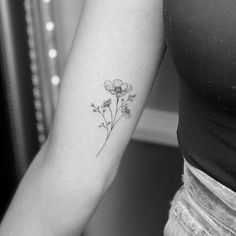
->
[104,79,132,97]
[91,79,136,156]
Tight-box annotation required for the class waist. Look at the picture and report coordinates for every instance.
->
[183,158,236,234]
[177,92,236,192]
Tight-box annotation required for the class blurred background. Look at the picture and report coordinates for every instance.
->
[0,0,183,235]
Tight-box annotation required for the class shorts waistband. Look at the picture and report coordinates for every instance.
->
[183,159,236,234]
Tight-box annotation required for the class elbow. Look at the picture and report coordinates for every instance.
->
[41,131,122,197]
[37,137,112,201]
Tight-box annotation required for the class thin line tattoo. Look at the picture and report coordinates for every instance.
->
[91,79,136,157]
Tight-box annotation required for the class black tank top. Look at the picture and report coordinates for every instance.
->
[163,0,236,191]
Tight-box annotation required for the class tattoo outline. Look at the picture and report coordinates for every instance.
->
[91,79,136,157]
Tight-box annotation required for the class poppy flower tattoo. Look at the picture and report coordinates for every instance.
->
[91,79,136,156]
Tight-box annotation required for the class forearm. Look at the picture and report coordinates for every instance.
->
[0,0,166,235]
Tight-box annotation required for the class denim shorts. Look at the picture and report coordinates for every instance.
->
[164,158,236,236]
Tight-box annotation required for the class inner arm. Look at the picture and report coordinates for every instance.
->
[50,0,166,185]
[0,0,166,235]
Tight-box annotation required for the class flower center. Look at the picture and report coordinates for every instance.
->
[115,87,122,93]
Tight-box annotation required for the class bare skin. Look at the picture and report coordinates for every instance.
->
[0,1,166,235]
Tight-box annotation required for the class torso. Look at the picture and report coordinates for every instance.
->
[163,0,236,191]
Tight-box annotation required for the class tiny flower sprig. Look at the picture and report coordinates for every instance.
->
[91,79,136,157]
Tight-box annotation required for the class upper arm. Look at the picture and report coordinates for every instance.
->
[47,0,167,228]
[49,0,166,169]
[0,1,167,236]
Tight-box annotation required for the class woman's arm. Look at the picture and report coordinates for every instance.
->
[0,0,166,235]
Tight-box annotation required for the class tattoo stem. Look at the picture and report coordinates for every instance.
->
[112,96,119,129]
[96,132,110,157]
[114,114,124,126]
[97,108,109,135]
[108,106,114,128]
[117,99,129,111]
[96,113,124,157]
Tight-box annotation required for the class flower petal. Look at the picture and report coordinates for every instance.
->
[126,84,132,92]
[110,90,116,95]
[113,79,123,87]
[117,92,126,97]
[104,80,114,91]
[101,98,112,108]
[125,113,131,118]
[121,82,128,91]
